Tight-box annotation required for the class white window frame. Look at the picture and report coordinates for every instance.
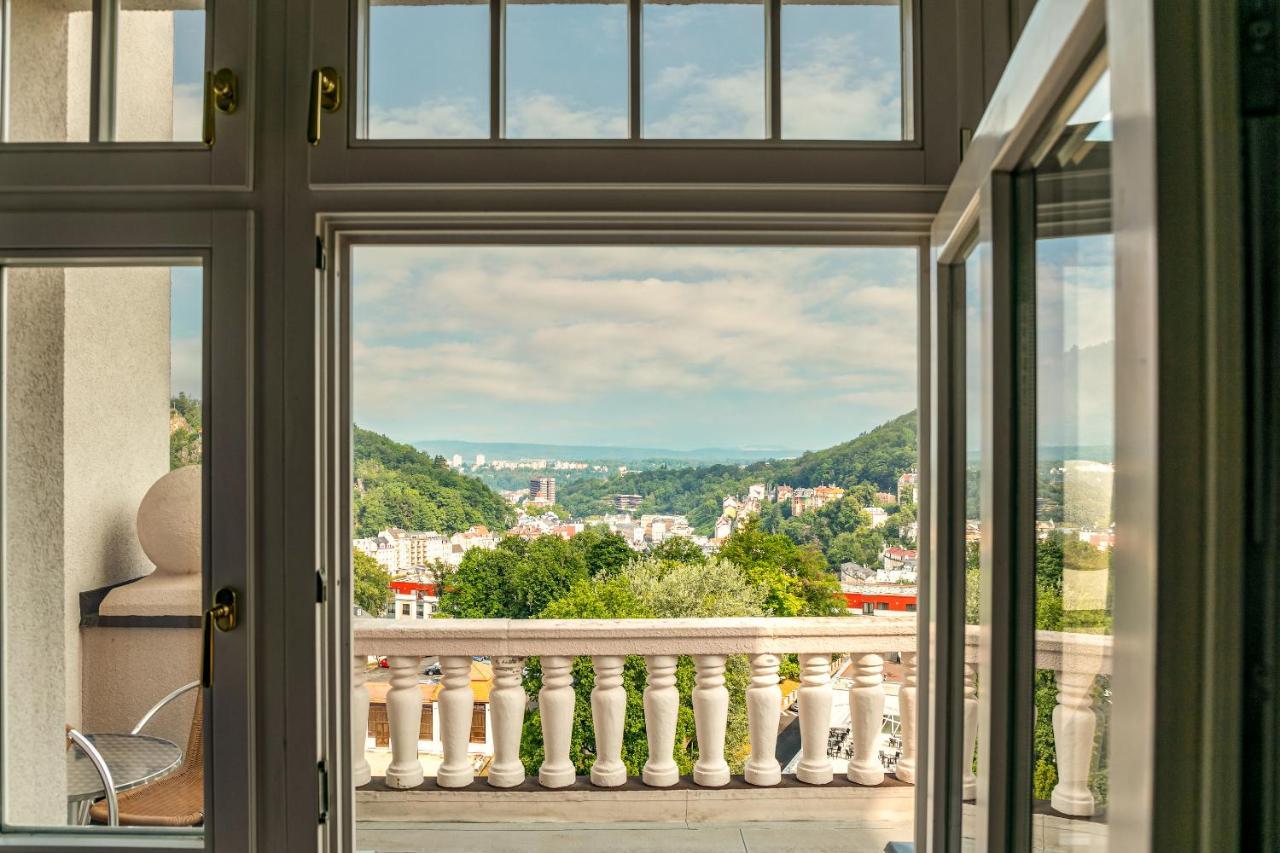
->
[302,0,974,187]
[0,1,255,190]
[310,213,932,851]
[0,210,257,851]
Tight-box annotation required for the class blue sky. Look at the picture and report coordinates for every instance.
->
[171,266,202,397]
[366,1,902,139]
[351,246,918,451]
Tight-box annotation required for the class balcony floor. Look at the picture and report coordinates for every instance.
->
[357,819,910,853]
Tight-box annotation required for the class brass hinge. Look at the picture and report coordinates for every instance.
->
[1243,0,1279,116]
[317,759,330,824]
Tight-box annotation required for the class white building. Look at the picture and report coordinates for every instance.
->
[475,453,486,466]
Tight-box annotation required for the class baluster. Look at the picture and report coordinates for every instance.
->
[1051,670,1098,816]
[896,651,918,783]
[642,655,679,787]
[744,653,782,786]
[692,654,730,787]
[846,653,885,785]
[590,655,627,787]
[538,655,576,788]
[436,656,475,788]
[796,653,834,784]
[488,656,526,788]
[963,660,978,800]
[384,655,424,789]
[352,655,371,787]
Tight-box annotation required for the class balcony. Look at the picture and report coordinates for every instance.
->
[351,617,1112,852]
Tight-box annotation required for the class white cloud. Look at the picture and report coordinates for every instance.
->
[172,82,204,141]
[351,246,919,436]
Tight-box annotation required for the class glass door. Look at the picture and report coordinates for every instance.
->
[0,211,253,849]
[0,0,253,189]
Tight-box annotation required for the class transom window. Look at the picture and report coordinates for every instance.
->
[361,0,909,141]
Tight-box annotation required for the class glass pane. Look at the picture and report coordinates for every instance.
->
[349,246,919,845]
[642,0,765,139]
[505,0,628,139]
[1031,67,1113,850]
[780,0,902,140]
[3,0,93,142]
[115,0,206,141]
[2,265,204,830]
[365,0,489,139]
[962,242,984,846]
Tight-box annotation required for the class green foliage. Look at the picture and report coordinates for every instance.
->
[353,426,515,537]
[437,530,636,619]
[170,395,202,469]
[557,412,919,533]
[352,548,394,616]
[717,520,843,616]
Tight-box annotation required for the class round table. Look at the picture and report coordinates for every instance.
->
[66,733,182,824]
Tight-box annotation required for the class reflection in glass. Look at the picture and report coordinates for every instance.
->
[3,265,204,828]
[115,1,206,141]
[366,0,490,139]
[961,243,984,842]
[781,0,902,140]
[505,0,628,139]
[642,0,765,139]
[1031,68,1113,849]
[3,1,93,142]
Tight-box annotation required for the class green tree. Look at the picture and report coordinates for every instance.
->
[352,548,393,616]
[718,520,842,616]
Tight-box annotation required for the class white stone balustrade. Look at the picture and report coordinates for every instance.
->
[353,617,1110,816]
[962,627,1114,816]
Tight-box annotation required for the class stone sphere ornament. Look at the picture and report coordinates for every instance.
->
[136,465,202,576]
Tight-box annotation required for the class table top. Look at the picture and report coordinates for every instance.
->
[66,733,182,801]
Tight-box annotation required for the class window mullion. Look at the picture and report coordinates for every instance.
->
[767,0,780,140]
[628,0,641,140]
[90,0,117,142]
[490,0,503,140]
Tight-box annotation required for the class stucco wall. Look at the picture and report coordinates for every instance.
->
[3,268,170,826]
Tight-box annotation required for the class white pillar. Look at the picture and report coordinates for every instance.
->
[642,654,680,787]
[796,652,834,784]
[1051,670,1098,816]
[538,655,576,788]
[744,653,781,786]
[692,654,730,787]
[352,655,371,787]
[963,660,978,800]
[847,653,885,785]
[896,651,918,783]
[487,656,526,788]
[590,655,627,787]
[384,655,424,789]
[436,655,475,788]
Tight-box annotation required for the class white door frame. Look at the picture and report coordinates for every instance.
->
[0,210,257,852]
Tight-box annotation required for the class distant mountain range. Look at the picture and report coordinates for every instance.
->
[412,439,803,466]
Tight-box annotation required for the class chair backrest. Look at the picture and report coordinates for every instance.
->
[181,688,204,775]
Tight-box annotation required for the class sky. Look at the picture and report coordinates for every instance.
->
[351,245,918,452]
[171,266,203,398]
[365,1,903,140]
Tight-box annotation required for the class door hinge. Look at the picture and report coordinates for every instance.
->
[1242,0,1279,117]
[317,759,330,825]
[316,236,327,271]
[316,568,327,603]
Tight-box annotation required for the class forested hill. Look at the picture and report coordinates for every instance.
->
[353,427,516,538]
[558,412,918,531]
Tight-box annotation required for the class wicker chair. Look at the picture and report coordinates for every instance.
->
[88,681,204,827]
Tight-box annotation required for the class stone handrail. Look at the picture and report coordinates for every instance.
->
[352,617,1114,817]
